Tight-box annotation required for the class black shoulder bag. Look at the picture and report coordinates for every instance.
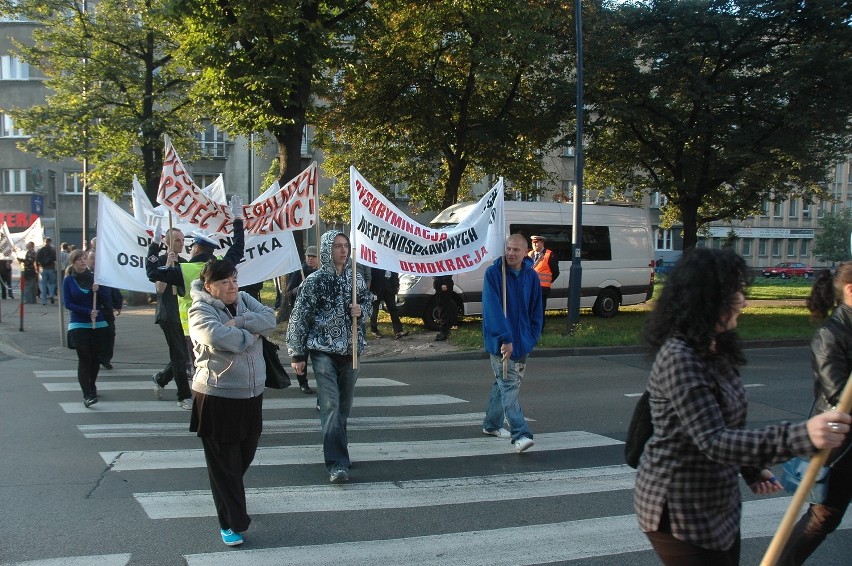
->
[625,390,652,469]
[262,337,291,389]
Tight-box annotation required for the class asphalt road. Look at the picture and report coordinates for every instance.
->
[0,346,850,565]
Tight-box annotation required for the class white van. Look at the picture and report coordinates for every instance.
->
[396,200,655,328]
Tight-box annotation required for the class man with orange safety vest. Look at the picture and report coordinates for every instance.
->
[528,235,559,327]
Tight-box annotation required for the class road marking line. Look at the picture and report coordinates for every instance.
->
[34,369,161,378]
[102,431,622,471]
[78,413,514,438]
[62,394,465,414]
[1,554,132,566]
[45,377,405,392]
[182,498,851,566]
[137,465,636,519]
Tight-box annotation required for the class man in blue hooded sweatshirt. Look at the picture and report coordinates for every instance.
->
[481,233,543,453]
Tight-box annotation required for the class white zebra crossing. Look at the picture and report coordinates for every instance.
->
[136,464,636,519]
[101,430,622,471]
[181,498,852,566]
[61,394,465,413]
[43,377,406,391]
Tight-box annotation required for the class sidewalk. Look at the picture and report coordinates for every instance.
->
[0,296,463,364]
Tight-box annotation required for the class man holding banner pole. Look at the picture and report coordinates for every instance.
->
[481,233,542,453]
[286,230,371,483]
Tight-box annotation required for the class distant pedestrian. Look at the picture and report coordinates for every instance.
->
[63,249,111,408]
[481,234,543,452]
[284,245,319,394]
[286,230,372,483]
[528,235,559,326]
[146,228,193,410]
[433,275,455,341]
[369,268,408,339]
[36,237,57,305]
[0,258,13,299]
[86,250,123,370]
[19,241,38,304]
[58,242,70,273]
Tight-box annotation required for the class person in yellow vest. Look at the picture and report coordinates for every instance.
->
[528,235,559,327]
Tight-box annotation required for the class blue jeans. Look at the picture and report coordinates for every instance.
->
[482,354,532,442]
[310,350,358,472]
[40,269,57,304]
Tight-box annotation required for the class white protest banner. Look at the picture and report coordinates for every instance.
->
[95,195,302,292]
[0,222,14,259]
[10,217,45,253]
[349,167,504,275]
[156,139,318,236]
[135,174,226,227]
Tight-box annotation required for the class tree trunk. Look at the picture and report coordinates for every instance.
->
[680,197,701,250]
[442,157,467,210]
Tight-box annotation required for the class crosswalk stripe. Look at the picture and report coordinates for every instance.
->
[182,498,851,566]
[102,431,622,471]
[33,369,161,378]
[0,554,132,566]
[78,413,502,438]
[136,464,636,519]
[44,377,406,392]
[61,394,465,414]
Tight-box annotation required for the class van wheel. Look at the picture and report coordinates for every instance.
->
[592,289,620,318]
[423,296,459,331]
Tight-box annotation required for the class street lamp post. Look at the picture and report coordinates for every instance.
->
[567,0,584,328]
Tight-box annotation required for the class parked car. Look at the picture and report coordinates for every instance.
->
[762,262,814,279]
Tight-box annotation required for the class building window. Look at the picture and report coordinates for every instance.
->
[773,202,783,217]
[0,55,29,80]
[802,204,810,219]
[772,240,782,257]
[800,240,810,257]
[655,228,673,251]
[651,191,668,209]
[789,199,798,218]
[0,113,25,137]
[761,201,770,217]
[195,174,220,189]
[758,238,768,257]
[2,169,29,193]
[197,123,228,159]
[64,171,84,194]
[787,239,797,257]
[561,145,575,158]
[301,125,311,157]
[741,240,752,256]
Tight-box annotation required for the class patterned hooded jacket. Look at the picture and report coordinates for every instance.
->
[286,230,372,361]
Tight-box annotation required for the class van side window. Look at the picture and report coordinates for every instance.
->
[510,224,611,261]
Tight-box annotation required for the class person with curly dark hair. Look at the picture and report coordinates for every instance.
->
[777,264,852,565]
[634,247,851,566]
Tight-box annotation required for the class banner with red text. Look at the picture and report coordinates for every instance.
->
[96,195,301,292]
[156,139,317,236]
[349,167,504,276]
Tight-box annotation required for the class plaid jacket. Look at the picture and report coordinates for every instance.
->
[634,337,814,551]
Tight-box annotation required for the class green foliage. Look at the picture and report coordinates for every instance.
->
[813,208,852,264]
[316,0,576,220]
[3,0,199,200]
[584,0,852,249]
[167,0,370,184]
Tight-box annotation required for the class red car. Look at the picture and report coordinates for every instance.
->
[762,262,814,279]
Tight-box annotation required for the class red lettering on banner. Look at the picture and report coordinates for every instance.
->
[0,212,39,228]
[360,244,376,264]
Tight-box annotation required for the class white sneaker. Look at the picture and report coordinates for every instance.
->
[514,436,534,453]
[153,374,164,400]
[482,427,511,439]
[177,398,193,410]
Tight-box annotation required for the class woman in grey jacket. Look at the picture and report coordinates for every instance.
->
[188,259,276,547]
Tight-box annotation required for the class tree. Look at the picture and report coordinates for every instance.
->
[315,0,576,221]
[584,0,852,248]
[2,0,198,201]
[814,208,852,265]
[167,0,370,192]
